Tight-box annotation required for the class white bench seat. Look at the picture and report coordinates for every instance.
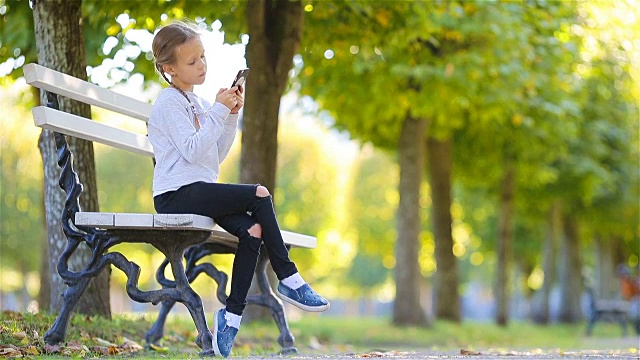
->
[75,212,316,249]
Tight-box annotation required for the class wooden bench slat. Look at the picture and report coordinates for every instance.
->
[280,231,317,249]
[76,212,114,227]
[153,213,216,230]
[115,213,154,228]
[23,63,152,121]
[32,106,154,157]
[75,212,317,249]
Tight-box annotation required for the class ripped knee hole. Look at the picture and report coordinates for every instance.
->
[256,185,270,198]
[248,223,262,238]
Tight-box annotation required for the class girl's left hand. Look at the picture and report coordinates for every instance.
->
[231,86,244,114]
[230,93,244,114]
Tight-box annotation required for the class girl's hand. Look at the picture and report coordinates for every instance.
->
[216,87,239,110]
[230,92,244,114]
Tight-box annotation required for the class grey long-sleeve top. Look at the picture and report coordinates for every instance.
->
[148,87,238,197]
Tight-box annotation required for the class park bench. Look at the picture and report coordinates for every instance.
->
[585,287,630,336]
[585,266,639,336]
[24,62,315,355]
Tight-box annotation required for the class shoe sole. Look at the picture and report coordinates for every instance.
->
[277,289,331,312]
[212,310,222,357]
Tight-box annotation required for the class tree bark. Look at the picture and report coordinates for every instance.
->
[558,214,582,323]
[241,0,303,322]
[595,235,616,299]
[32,0,110,316]
[532,199,560,324]
[393,116,428,326]
[495,161,515,326]
[241,0,303,190]
[427,137,460,322]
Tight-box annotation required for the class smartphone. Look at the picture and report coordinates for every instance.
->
[231,68,250,88]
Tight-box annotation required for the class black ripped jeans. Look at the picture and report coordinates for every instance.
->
[154,181,298,315]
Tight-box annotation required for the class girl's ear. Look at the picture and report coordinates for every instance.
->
[162,64,175,76]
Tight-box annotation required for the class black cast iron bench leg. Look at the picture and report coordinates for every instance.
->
[147,245,297,354]
[44,277,92,344]
[146,252,229,347]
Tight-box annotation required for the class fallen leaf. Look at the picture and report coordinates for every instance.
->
[62,342,88,356]
[95,337,117,347]
[149,343,170,353]
[90,345,121,355]
[12,331,27,339]
[309,336,322,350]
[461,349,482,355]
[24,345,40,355]
[0,347,21,356]
[121,337,144,352]
[360,352,385,357]
[44,343,61,354]
[89,346,109,355]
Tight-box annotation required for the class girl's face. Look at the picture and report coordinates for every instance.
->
[163,37,207,91]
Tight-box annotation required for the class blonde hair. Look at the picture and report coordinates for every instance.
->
[152,21,200,84]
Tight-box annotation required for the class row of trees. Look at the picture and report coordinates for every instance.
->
[299,0,639,325]
[1,0,638,326]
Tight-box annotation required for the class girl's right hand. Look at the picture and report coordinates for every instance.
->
[216,87,239,110]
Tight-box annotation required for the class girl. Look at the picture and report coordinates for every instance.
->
[149,21,329,357]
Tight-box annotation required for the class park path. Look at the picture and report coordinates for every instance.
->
[228,336,639,360]
[235,349,640,360]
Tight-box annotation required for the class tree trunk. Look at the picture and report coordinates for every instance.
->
[532,199,560,324]
[241,0,303,322]
[427,137,460,322]
[558,214,582,323]
[241,0,303,190]
[393,116,428,327]
[495,161,515,326]
[595,235,616,299]
[32,0,110,317]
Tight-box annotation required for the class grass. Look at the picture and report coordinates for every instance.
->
[1,310,638,358]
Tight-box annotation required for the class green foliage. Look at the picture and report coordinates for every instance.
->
[0,83,42,275]
[1,0,247,84]
[343,147,397,292]
[0,0,36,78]
[275,114,340,275]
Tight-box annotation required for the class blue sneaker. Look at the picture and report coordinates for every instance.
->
[212,308,238,357]
[277,283,330,312]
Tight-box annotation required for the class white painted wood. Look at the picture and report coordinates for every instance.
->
[75,212,114,227]
[281,230,317,249]
[32,106,154,157]
[23,63,152,121]
[153,213,215,230]
[75,212,317,248]
[115,213,154,228]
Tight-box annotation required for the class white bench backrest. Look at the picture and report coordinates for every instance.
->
[24,63,154,156]
[24,63,152,120]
